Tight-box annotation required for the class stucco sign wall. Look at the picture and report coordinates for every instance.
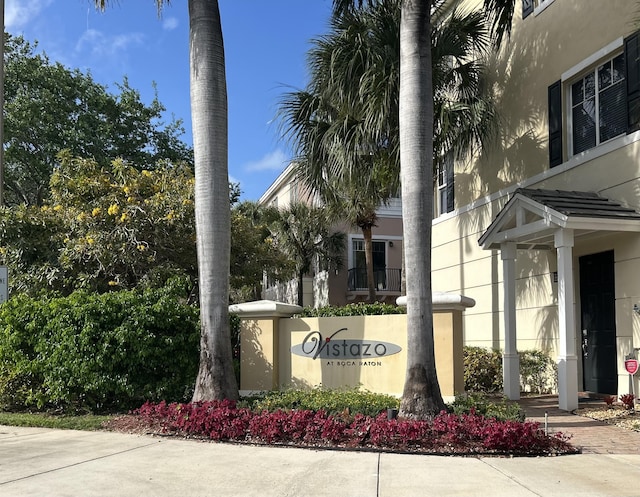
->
[233,297,471,400]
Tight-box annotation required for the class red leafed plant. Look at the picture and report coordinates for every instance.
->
[604,395,617,407]
[128,401,577,456]
[619,393,636,410]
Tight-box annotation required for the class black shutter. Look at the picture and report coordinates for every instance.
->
[625,31,640,133]
[522,0,534,19]
[548,80,563,167]
[446,164,454,213]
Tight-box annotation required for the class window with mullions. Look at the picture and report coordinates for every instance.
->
[435,154,454,217]
[571,53,626,155]
[548,31,640,168]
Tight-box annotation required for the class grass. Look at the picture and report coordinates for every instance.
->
[0,412,113,431]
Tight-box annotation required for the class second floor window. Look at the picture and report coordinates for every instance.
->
[571,53,626,155]
[435,153,454,217]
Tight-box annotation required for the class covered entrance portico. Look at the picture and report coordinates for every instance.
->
[478,189,640,411]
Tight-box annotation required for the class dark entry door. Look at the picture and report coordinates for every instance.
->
[579,250,617,394]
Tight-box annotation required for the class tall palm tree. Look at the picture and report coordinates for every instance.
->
[268,202,345,307]
[397,0,445,417]
[329,0,515,418]
[94,0,238,401]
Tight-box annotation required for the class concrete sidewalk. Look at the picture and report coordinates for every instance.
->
[2,424,640,497]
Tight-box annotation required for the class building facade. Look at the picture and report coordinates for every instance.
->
[259,0,640,408]
[259,163,404,308]
[439,0,640,408]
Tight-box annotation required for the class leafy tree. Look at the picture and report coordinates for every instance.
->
[230,201,291,303]
[0,151,264,300]
[0,153,197,294]
[3,34,193,206]
[268,202,345,307]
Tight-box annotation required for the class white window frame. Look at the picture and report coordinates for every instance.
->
[563,38,625,158]
[533,0,556,16]
[434,153,454,218]
[348,237,387,270]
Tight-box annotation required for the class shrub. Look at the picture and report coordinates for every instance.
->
[299,302,406,317]
[463,346,557,394]
[244,387,399,418]
[464,346,503,392]
[0,282,200,412]
[520,350,557,394]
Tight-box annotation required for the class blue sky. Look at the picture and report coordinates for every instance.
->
[7,0,334,201]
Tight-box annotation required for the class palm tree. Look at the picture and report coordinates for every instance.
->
[326,0,516,418]
[281,0,495,307]
[94,0,238,401]
[268,202,345,307]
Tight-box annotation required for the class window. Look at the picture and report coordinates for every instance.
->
[350,239,386,290]
[435,153,454,217]
[547,31,640,167]
[523,0,555,19]
[570,53,626,155]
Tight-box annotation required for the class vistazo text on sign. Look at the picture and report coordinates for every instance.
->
[291,328,402,360]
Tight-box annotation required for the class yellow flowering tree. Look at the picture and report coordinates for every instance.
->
[0,153,196,294]
[55,153,198,292]
[0,153,285,298]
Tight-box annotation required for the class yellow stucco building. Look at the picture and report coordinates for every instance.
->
[439,0,640,409]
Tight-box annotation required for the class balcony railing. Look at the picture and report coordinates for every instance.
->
[347,268,402,292]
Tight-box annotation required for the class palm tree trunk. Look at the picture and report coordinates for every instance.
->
[362,225,377,303]
[398,0,446,418]
[297,268,305,307]
[190,0,238,402]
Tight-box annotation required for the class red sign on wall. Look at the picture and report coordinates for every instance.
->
[625,359,639,375]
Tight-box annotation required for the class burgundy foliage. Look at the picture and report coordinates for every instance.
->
[133,401,576,456]
[619,393,636,410]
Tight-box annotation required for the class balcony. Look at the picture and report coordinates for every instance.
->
[347,268,402,293]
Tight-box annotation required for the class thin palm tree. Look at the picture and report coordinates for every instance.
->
[268,202,345,307]
[94,0,238,401]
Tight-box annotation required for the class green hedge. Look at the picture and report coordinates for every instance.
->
[0,282,200,413]
[244,387,400,418]
[299,302,406,317]
[463,346,557,394]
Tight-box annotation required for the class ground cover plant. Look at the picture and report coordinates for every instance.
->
[104,388,576,456]
[242,387,399,418]
[109,398,575,456]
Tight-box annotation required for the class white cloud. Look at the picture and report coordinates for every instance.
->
[162,17,179,31]
[75,28,144,58]
[6,0,53,30]
[244,150,288,172]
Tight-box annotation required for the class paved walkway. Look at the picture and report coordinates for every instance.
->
[519,395,640,454]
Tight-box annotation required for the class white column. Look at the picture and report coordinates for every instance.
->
[555,229,579,411]
[501,242,519,400]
